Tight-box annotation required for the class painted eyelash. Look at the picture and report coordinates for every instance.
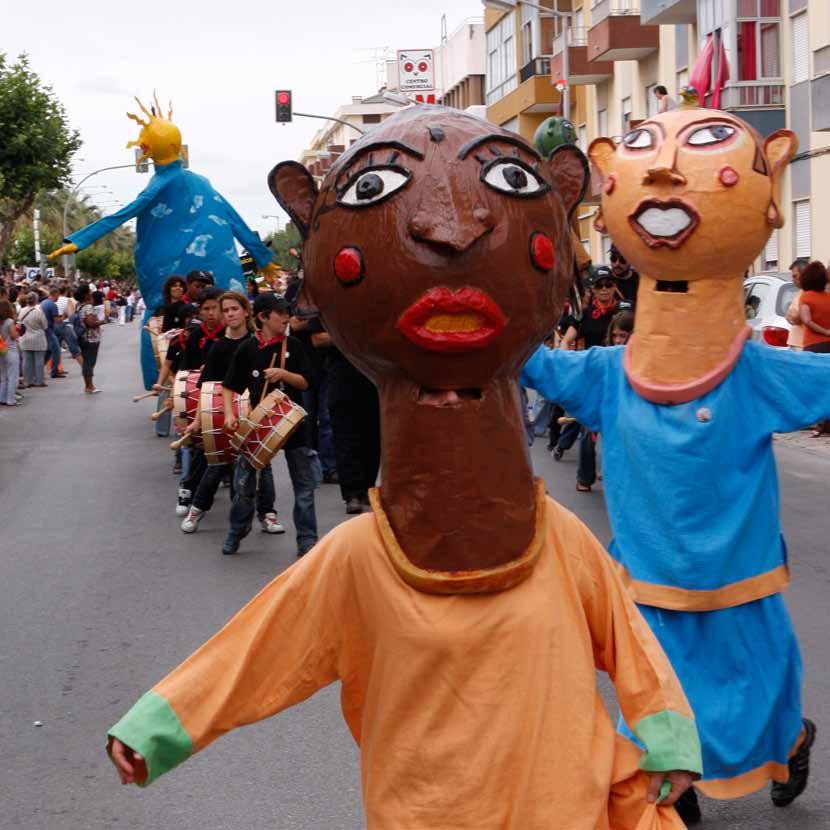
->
[474,153,489,165]
[489,145,503,156]
[388,151,400,164]
[361,154,374,169]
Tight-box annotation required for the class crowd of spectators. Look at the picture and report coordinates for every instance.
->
[0,268,140,405]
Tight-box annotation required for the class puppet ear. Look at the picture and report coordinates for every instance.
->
[268,161,318,239]
[763,130,798,229]
[547,144,589,221]
[588,137,616,178]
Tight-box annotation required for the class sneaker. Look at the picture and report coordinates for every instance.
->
[181,507,204,533]
[259,513,285,534]
[175,488,192,516]
[322,469,339,485]
[346,497,364,515]
[222,535,240,555]
[552,447,564,461]
[674,787,701,824]
[771,718,817,807]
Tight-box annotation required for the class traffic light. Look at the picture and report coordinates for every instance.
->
[275,90,292,123]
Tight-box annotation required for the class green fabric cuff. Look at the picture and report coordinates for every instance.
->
[108,690,193,787]
[634,709,703,775]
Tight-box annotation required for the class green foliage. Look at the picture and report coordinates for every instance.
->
[76,247,114,279]
[264,223,302,269]
[9,224,60,264]
[0,53,82,257]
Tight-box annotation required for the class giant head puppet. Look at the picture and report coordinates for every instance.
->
[271,106,588,589]
[50,93,281,389]
[589,108,797,399]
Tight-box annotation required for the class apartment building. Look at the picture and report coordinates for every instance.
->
[485,0,829,267]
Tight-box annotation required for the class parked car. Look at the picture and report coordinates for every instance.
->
[743,273,799,348]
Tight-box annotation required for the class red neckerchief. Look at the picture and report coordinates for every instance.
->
[590,297,617,320]
[256,331,284,350]
[175,330,188,348]
[198,322,224,350]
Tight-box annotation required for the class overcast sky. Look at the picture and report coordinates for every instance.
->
[2,0,483,241]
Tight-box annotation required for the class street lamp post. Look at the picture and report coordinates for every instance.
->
[262,214,282,234]
[481,0,573,120]
[62,164,136,277]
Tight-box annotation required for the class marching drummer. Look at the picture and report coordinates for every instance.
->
[179,292,286,537]
[221,293,319,558]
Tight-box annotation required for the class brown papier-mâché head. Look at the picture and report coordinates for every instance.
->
[268,106,589,393]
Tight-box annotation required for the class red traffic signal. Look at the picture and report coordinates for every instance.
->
[275,90,292,123]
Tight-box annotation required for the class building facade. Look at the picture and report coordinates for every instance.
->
[484,0,829,268]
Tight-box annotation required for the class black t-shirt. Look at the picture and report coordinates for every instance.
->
[183,324,225,371]
[577,299,619,349]
[224,334,313,449]
[197,332,254,387]
[614,269,639,307]
[159,300,191,332]
[164,332,188,373]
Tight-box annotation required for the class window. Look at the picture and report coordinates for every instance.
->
[764,230,778,270]
[675,25,689,70]
[791,13,808,84]
[486,13,518,103]
[793,200,811,259]
[744,281,770,320]
[597,109,608,137]
[362,114,381,124]
[578,124,588,153]
[601,235,612,263]
[621,97,632,134]
[737,20,781,80]
[676,69,689,91]
[521,3,537,65]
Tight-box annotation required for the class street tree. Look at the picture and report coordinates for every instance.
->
[0,53,81,258]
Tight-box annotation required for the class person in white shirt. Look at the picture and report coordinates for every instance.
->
[654,85,677,113]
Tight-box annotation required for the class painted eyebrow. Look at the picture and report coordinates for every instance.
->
[678,116,745,135]
[629,120,666,138]
[458,133,541,161]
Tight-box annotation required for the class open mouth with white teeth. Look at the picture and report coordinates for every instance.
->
[630,199,700,249]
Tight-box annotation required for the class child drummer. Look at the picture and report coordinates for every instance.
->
[221,292,319,557]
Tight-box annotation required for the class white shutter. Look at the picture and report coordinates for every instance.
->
[765,230,778,268]
[791,13,808,85]
[794,201,811,259]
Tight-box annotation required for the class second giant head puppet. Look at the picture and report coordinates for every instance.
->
[589,108,797,398]
[270,106,588,590]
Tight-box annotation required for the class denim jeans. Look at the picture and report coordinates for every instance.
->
[577,427,597,487]
[228,457,277,541]
[0,347,19,404]
[192,463,234,512]
[45,330,61,377]
[155,390,172,437]
[22,350,45,385]
[284,446,321,553]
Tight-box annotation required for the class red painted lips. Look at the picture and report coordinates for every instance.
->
[397,287,507,353]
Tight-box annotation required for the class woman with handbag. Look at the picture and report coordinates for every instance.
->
[16,292,48,388]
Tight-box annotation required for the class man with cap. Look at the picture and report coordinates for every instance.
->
[609,245,639,308]
[222,293,319,557]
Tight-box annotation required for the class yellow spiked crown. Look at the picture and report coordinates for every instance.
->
[126,92,182,166]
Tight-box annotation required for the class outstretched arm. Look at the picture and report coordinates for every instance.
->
[107,546,346,786]
[218,195,275,270]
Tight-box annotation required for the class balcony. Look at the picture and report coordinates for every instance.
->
[639,0,695,25]
[714,82,786,135]
[587,1,659,62]
[485,74,519,107]
[552,27,613,85]
[520,57,551,84]
[812,73,830,132]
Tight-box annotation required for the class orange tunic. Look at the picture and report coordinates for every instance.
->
[110,497,701,829]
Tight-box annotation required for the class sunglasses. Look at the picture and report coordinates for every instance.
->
[609,254,627,264]
[594,280,615,289]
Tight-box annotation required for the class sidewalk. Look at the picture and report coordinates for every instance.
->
[775,429,830,455]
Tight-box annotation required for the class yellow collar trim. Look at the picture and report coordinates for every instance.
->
[369,478,547,595]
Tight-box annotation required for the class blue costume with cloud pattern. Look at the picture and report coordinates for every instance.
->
[66,160,273,388]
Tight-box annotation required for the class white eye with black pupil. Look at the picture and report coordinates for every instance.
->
[339,168,410,206]
[623,129,653,149]
[483,161,545,196]
[687,125,736,146]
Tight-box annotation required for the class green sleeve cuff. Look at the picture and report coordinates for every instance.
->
[108,691,193,786]
[634,709,703,775]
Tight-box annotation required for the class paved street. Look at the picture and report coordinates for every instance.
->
[2,323,828,829]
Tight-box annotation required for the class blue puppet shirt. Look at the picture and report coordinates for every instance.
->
[66,161,274,388]
[521,340,830,606]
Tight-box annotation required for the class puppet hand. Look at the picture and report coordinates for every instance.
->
[258,261,285,291]
[647,771,694,807]
[108,736,148,785]
[48,243,78,260]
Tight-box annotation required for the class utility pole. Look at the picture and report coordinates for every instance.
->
[33,208,43,278]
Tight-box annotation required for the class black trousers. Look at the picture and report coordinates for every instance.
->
[328,365,381,502]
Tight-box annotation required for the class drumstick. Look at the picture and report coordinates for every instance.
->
[258,325,290,406]
[150,410,167,421]
[132,386,170,402]
[169,434,191,450]
[258,351,279,406]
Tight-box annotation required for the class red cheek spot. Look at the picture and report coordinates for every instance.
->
[530,233,555,271]
[719,166,739,187]
[334,247,364,285]
[604,174,617,195]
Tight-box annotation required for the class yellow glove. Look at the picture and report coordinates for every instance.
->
[49,242,78,260]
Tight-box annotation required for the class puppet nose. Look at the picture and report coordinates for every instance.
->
[643,145,687,186]
[408,176,494,253]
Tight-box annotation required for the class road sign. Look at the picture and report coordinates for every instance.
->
[135,148,149,173]
[397,50,435,92]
